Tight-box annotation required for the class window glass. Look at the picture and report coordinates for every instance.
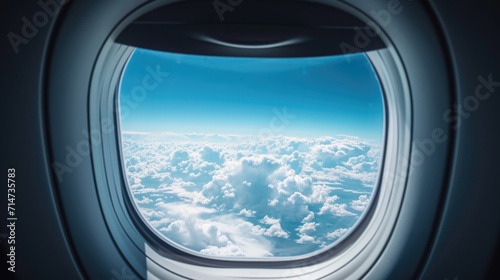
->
[119,49,384,258]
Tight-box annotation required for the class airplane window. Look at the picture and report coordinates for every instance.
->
[118,48,385,258]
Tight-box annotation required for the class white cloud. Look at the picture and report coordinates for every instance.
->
[318,196,356,216]
[121,132,381,257]
[154,202,273,257]
[326,228,350,240]
[297,222,318,235]
[260,215,289,238]
[302,211,315,223]
[200,241,245,257]
[268,199,279,206]
[296,234,316,244]
[287,191,310,205]
[351,195,370,211]
[319,203,355,217]
[136,196,153,204]
[239,208,256,217]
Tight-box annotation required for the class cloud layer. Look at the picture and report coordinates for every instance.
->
[122,132,381,257]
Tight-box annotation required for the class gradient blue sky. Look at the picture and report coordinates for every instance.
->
[119,49,384,141]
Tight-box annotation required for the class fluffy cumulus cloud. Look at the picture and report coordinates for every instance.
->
[326,228,350,240]
[318,198,356,217]
[121,132,381,257]
[351,195,370,212]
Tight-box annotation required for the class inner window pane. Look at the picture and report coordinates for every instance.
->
[119,48,384,258]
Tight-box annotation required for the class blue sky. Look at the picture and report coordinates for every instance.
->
[119,49,384,141]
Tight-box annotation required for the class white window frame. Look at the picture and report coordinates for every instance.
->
[88,1,412,279]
